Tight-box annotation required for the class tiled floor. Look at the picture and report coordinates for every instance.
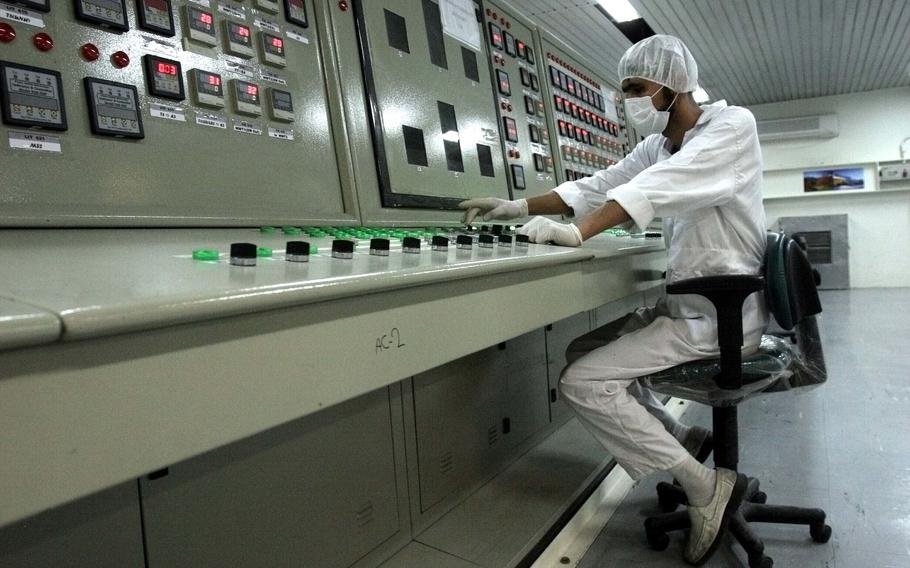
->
[578,289,910,568]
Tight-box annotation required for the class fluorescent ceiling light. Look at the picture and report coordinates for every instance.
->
[597,0,640,23]
[693,87,710,103]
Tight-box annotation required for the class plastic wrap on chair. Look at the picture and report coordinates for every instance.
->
[640,317,827,406]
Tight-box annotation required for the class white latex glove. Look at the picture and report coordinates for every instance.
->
[517,216,584,247]
[458,197,528,225]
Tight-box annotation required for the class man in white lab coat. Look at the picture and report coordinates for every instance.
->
[459,35,767,565]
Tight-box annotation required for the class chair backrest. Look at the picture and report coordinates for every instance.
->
[764,232,823,330]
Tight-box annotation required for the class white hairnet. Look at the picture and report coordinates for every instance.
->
[618,34,698,93]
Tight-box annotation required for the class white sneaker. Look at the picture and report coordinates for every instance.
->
[684,468,747,565]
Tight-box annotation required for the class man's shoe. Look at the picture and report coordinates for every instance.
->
[681,426,713,464]
[684,468,748,565]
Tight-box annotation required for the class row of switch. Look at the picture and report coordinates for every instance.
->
[495,68,538,97]
[487,22,535,66]
[184,6,288,67]
[547,60,605,112]
[557,121,624,154]
[554,96,620,136]
[561,145,618,169]
[216,234,533,265]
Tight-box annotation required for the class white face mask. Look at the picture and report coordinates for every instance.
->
[625,88,678,135]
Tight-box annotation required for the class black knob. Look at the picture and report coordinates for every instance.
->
[286,241,310,262]
[402,236,421,252]
[432,235,449,250]
[481,225,489,232]
[230,242,257,266]
[498,234,513,246]
[478,234,495,248]
[370,238,390,256]
[456,234,473,249]
[492,224,504,235]
[516,234,530,246]
[332,239,355,259]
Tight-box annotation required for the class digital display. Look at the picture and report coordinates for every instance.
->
[138,0,175,36]
[530,73,538,92]
[83,77,144,138]
[524,95,535,115]
[488,23,503,50]
[231,79,261,115]
[525,45,535,64]
[229,22,252,44]
[550,66,560,87]
[520,67,530,87]
[143,55,184,100]
[76,0,129,31]
[496,69,510,96]
[0,62,67,130]
[13,0,50,12]
[504,32,516,57]
[515,40,526,59]
[268,88,294,121]
[283,0,308,28]
[224,21,254,57]
[190,69,224,107]
[503,116,518,142]
[529,124,540,144]
[186,6,216,44]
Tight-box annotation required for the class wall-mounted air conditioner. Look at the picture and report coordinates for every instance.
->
[756,114,839,142]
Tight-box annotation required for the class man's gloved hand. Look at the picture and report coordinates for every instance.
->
[517,216,583,247]
[458,197,528,225]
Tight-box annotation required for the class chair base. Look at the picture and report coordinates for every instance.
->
[645,477,831,567]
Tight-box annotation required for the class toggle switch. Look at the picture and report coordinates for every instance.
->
[285,241,310,262]
[515,234,530,247]
[456,235,473,250]
[332,239,355,259]
[369,238,390,256]
[230,242,257,266]
[478,234,495,249]
[498,234,513,247]
[432,235,449,251]
[402,236,421,253]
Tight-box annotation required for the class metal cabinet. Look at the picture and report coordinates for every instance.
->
[544,311,594,424]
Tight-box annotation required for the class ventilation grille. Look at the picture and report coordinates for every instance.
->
[355,501,374,527]
[756,114,838,142]
[488,425,499,447]
[439,451,454,475]
[793,231,833,265]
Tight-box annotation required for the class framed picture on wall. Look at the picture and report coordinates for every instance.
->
[803,168,865,192]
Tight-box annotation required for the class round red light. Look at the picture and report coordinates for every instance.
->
[0,23,15,43]
[32,32,53,51]
[111,50,130,68]
[81,42,100,61]
[337,0,348,11]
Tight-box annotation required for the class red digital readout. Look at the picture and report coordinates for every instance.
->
[246,84,258,96]
[271,37,284,49]
[289,0,304,6]
[156,62,177,75]
[207,74,221,86]
[199,12,213,24]
[492,32,502,44]
[145,0,168,11]
[236,25,250,37]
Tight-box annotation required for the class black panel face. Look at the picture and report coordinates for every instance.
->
[488,22,503,50]
[402,125,428,167]
[477,144,495,177]
[503,32,516,57]
[503,116,518,143]
[74,0,129,31]
[422,0,447,69]
[510,164,525,189]
[384,9,410,53]
[438,101,463,172]
[12,0,50,11]
[136,0,175,36]
[461,47,479,82]
[83,77,144,138]
[0,61,67,131]
[283,0,308,28]
[529,123,540,144]
[143,55,184,101]
[524,95,535,115]
[496,70,510,96]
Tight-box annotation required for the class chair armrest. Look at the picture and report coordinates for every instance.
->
[666,275,764,296]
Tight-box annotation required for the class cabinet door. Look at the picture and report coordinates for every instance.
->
[545,311,594,424]
[140,388,400,568]
[498,329,550,448]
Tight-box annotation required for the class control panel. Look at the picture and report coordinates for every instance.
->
[350,0,510,209]
[0,0,355,226]
[482,2,556,198]
[538,32,630,184]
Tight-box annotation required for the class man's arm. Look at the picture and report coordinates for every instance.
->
[525,191,574,216]
[575,202,633,239]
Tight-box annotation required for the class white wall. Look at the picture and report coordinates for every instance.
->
[748,87,910,288]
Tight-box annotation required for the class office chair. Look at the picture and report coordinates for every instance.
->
[640,232,831,568]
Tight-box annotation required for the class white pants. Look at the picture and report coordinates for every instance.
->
[559,303,719,480]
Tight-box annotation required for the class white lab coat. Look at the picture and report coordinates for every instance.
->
[555,100,770,479]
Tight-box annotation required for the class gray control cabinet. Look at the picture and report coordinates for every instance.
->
[139,386,408,568]
[0,0,357,226]
[409,329,549,520]
[545,311,593,425]
[0,482,144,568]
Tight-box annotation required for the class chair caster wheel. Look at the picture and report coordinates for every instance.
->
[645,526,670,551]
[810,523,832,543]
[749,554,773,568]
[751,491,767,504]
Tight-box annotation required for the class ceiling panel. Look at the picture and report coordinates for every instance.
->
[505,0,910,105]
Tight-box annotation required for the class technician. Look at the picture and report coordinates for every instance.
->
[459,35,767,565]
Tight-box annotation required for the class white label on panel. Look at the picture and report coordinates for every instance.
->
[196,112,227,129]
[217,4,246,19]
[187,0,211,7]
[603,88,619,122]
[150,103,187,122]
[233,120,262,135]
[225,60,256,78]
[439,0,480,51]
[8,131,61,153]
[0,2,45,27]
[142,36,179,58]
[285,29,309,44]
[260,71,287,86]
[268,127,294,141]
[254,17,280,33]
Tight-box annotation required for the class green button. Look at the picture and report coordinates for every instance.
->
[283,226,301,235]
[192,249,219,261]
[310,245,318,254]
[257,247,273,257]
[260,226,277,234]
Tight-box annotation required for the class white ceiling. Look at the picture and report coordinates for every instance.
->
[511,0,910,106]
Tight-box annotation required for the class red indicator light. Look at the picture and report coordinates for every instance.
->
[81,42,100,61]
[0,22,15,44]
[199,12,213,24]
[111,50,130,68]
[32,32,54,52]
[271,37,283,48]
[156,62,177,75]
[493,33,502,43]
[237,25,250,37]
[207,74,221,86]
[246,85,258,96]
